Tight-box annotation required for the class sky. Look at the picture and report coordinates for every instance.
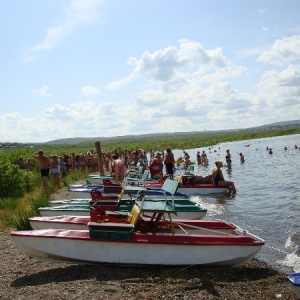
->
[1,0,300,143]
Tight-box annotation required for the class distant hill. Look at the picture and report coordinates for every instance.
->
[251,119,300,129]
[44,120,300,145]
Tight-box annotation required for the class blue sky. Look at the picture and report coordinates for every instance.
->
[1,0,300,143]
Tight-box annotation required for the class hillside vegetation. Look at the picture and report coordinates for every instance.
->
[34,126,300,154]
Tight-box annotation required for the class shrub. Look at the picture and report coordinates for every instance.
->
[11,211,32,230]
[0,198,18,210]
[30,193,51,215]
[0,161,29,198]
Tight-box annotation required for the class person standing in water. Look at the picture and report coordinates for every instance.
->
[225,149,232,170]
[239,153,245,163]
[164,148,175,179]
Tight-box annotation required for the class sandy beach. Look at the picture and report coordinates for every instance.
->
[0,229,297,299]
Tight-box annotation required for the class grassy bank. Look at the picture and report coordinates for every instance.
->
[0,170,88,231]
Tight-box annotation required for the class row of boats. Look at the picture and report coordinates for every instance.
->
[10,164,300,297]
[11,170,266,267]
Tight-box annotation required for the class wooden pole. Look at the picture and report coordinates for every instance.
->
[95,141,105,175]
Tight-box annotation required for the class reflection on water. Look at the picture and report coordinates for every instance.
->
[172,134,300,273]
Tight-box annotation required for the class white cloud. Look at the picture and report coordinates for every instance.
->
[81,85,101,96]
[257,35,300,66]
[107,74,137,90]
[65,0,103,23]
[108,40,240,90]
[24,0,103,61]
[32,85,52,97]
[43,101,95,120]
[130,40,232,82]
[3,37,300,143]
[256,65,300,108]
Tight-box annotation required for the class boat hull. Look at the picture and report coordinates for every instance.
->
[50,199,95,206]
[11,229,263,267]
[146,182,228,196]
[30,215,91,230]
[50,198,122,207]
[39,205,130,217]
[29,216,237,232]
[178,186,228,195]
[87,175,113,184]
[38,205,207,220]
[66,189,188,199]
[288,273,300,298]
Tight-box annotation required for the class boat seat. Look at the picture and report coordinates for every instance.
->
[124,169,149,184]
[88,222,135,239]
[88,222,134,232]
[161,179,179,196]
[126,204,141,225]
[174,176,182,183]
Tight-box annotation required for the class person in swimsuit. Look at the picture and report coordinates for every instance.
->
[239,153,245,163]
[183,154,191,173]
[138,150,149,171]
[164,149,175,179]
[196,151,201,165]
[211,160,236,195]
[191,174,213,184]
[153,152,163,177]
[78,154,86,171]
[33,150,50,190]
[201,150,209,165]
[225,149,232,170]
[111,153,125,182]
[50,155,60,189]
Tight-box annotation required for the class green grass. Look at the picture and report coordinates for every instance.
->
[0,198,18,210]
[0,170,89,231]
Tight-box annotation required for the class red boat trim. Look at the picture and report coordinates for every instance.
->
[11,229,264,246]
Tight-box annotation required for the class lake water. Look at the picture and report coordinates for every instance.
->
[170,134,300,274]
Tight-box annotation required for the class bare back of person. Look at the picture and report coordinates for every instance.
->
[37,155,51,169]
[33,150,50,190]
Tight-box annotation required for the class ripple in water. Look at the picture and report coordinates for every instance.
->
[171,134,300,273]
[190,195,225,217]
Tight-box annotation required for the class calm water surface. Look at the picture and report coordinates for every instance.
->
[171,134,300,274]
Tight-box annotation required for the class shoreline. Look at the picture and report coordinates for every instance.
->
[1,177,298,299]
[1,230,297,299]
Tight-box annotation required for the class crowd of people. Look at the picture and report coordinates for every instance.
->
[17,156,34,171]
[23,147,239,194]
[20,140,300,195]
[17,144,257,195]
[28,149,167,191]
[12,145,242,195]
